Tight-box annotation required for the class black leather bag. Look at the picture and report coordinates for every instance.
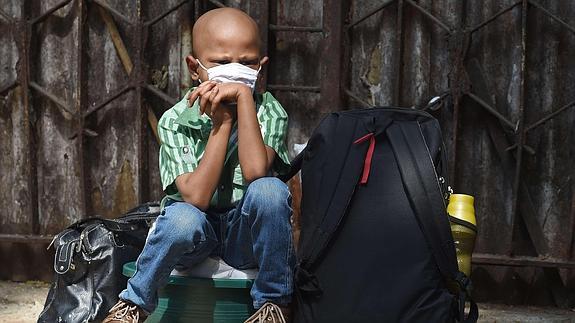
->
[38,202,160,323]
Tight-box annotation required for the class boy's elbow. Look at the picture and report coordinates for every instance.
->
[243,169,267,184]
[181,193,209,211]
[176,174,210,211]
[241,159,270,183]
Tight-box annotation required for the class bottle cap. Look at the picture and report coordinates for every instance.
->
[447,194,476,226]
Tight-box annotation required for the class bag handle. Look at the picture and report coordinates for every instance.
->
[386,121,478,323]
[69,207,160,232]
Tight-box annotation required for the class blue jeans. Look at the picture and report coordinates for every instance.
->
[119,177,295,312]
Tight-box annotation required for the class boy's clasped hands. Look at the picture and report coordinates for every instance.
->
[187,81,253,126]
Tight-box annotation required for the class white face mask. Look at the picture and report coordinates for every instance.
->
[197,60,260,92]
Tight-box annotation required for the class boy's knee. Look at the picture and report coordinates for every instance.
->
[246,177,290,206]
[161,202,210,245]
[243,177,291,220]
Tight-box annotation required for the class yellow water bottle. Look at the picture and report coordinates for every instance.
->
[447,194,477,277]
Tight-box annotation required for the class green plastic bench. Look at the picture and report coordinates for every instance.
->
[122,261,255,323]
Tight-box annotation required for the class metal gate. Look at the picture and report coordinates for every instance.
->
[1,0,574,306]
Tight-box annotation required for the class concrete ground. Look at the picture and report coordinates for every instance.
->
[478,303,575,323]
[0,281,49,323]
[0,280,574,322]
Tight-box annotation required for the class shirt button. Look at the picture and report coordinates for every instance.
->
[220,185,225,191]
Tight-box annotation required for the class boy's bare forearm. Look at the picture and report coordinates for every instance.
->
[175,122,232,210]
[237,92,269,182]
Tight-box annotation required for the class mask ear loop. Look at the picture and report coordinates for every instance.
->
[197,59,209,71]
[196,59,209,84]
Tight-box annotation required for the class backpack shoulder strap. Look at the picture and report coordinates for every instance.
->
[386,120,478,323]
[277,148,304,183]
[386,121,457,275]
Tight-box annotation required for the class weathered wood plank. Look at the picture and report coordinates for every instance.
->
[33,1,85,234]
[84,1,140,218]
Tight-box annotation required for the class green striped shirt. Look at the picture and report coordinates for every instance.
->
[158,90,290,209]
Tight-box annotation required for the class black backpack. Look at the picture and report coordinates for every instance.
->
[38,202,160,323]
[280,107,478,323]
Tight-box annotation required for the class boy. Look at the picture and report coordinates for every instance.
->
[103,8,294,323]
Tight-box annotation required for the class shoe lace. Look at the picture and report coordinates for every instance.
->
[244,302,287,323]
[109,300,141,323]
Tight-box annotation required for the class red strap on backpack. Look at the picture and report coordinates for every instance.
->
[354,133,376,185]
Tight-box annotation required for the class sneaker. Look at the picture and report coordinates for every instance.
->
[244,302,291,323]
[102,299,148,323]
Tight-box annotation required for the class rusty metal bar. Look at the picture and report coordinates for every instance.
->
[447,2,468,185]
[30,0,74,25]
[319,0,347,112]
[269,24,322,33]
[525,99,575,132]
[393,0,404,105]
[470,0,522,34]
[0,234,54,244]
[0,8,14,23]
[92,0,132,25]
[529,0,575,35]
[144,84,178,105]
[340,0,352,109]
[18,4,39,236]
[405,0,451,34]
[253,0,269,94]
[505,143,536,155]
[135,0,148,203]
[472,253,575,269]
[83,84,133,118]
[207,0,226,8]
[146,0,190,27]
[0,81,18,95]
[344,88,372,108]
[29,81,75,116]
[347,0,395,29]
[76,0,88,219]
[465,92,516,129]
[510,0,528,249]
[267,84,321,92]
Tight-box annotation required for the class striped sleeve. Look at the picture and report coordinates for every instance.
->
[259,93,290,174]
[158,114,198,193]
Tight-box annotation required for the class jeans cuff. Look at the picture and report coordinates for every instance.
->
[253,296,292,309]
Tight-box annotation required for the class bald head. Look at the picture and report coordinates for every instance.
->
[192,8,261,57]
[186,8,268,83]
